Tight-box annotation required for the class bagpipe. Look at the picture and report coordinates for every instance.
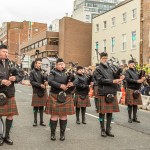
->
[130,54,146,79]
[107,57,123,77]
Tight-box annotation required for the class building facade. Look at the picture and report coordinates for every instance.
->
[72,0,121,23]
[92,0,141,65]
[59,17,92,66]
[20,31,59,70]
[0,21,47,63]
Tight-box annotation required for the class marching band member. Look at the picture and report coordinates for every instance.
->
[45,58,75,141]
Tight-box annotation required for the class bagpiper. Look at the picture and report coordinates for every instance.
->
[30,58,48,127]
[94,52,123,137]
[74,66,92,124]
[45,58,75,141]
[125,60,144,123]
[0,45,24,146]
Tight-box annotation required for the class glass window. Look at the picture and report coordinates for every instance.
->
[96,24,99,32]
[112,17,115,26]
[103,39,106,52]
[111,37,115,52]
[122,34,126,50]
[132,8,137,19]
[86,15,90,20]
[131,31,136,48]
[43,39,47,45]
[122,12,127,22]
[103,21,107,29]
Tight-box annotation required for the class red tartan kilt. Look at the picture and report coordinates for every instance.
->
[31,92,48,107]
[96,96,119,114]
[74,95,91,107]
[45,94,75,115]
[0,97,18,116]
[125,89,142,105]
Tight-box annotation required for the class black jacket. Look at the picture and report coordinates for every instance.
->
[0,59,24,97]
[48,69,74,94]
[30,68,47,96]
[125,68,141,90]
[94,63,118,96]
[74,73,92,95]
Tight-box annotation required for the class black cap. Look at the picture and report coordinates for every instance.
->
[77,66,83,71]
[100,52,108,58]
[56,58,64,63]
[128,60,135,64]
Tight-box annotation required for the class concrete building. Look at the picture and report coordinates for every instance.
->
[92,0,144,66]
[0,21,47,63]
[20,31,59,71]
[72,0,121,23]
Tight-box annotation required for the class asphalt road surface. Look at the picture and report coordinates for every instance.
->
[1,84,150,150]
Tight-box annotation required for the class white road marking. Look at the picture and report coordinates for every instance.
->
[16,90,22,93]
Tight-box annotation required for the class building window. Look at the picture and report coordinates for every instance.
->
[96,24,99,32]
[86,15,90,20]
[103,39,106,52]
[112,17,115,26]
[103,21,107,29]
[131,31,136,49]
[132,8,137,19]
[121,60,126,65]
[111,37,115,52]
[43,39,48,45]
[122,34,126,50]
[95,42,99,50]
[122,12,127,22]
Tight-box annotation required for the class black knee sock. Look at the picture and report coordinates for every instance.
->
[106,113,112,132]
[76,107,80,121]
[128,105,133,119]
[133,105,138,119]
[39,106,44,123]
[99,113,105,130]
[5,119,13,138]
[33,107,38,122]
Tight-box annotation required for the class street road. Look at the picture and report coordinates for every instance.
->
[1,84,150,150]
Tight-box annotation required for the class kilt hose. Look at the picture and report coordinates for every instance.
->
[125,89,142,105]
[74,95,91,108]
[96,96,119,114]
[31,92,48,107]
[45,94,75,116]
[0,97,18,116]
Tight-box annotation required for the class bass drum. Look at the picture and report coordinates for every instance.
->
[0,117,4,138]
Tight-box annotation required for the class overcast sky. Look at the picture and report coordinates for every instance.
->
[0,0,74,26]
[0,0,124,27]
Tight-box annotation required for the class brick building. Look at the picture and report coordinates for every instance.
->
[59,17,92,66]
[20,17,92,68]
[0,21,47,63]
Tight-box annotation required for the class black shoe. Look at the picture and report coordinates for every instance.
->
[82,120,87,124]
[76,120,80,124]
[132,119,140,123]
[4,137,13,145]
[101,129,107,137]
[0,137,4,146]
[60,130,65,141]
[51,134,56,141]
[106,131,114,137]
[128,119,132,123]
[40,122,46,126]
[33,122,37,127]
